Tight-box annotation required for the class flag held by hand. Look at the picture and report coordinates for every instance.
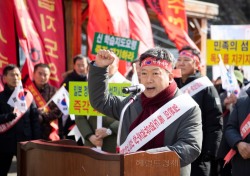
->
[51,85,69,115]
[7,80,27,113]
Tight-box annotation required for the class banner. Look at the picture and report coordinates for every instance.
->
[207,40,250,66]
[0,1,17,91]
[69,82,130,115]
[146,0,199,50]
[211,25,250,81]
[128,0,154,55]
[92,32,140,62]
[13,0,65,88]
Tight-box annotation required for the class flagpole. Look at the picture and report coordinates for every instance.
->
[39,84,66,110]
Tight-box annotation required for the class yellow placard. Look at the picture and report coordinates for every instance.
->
[69,81,131,115]
[206,40,250,66]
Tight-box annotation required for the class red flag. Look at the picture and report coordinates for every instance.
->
[87,0,114,60]
[0,79,3,92]
[0,0,17,90]
[103,0,130,38]
[13,0,66,88]
[87,0,132,75]
[128,0,155,55]
[146,0,199,51]
[103,0,130,75]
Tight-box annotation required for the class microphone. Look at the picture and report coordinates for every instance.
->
[122,84,145,94]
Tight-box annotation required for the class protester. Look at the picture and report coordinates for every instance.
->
[88,47,202,176]
[75,55,130,152]
[174,46,223,176]
[225,87,250,176]
[62,54,89,90]
[0,64,40,176]
[32,63,62,140]
[59,54,89,142]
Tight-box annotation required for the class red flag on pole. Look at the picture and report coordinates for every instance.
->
[128,0,155,55]
[87,0,131,75]
[87,0,114,60]
[103,0,130,75]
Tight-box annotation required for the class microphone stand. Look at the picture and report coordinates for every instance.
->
[116,93,138,153]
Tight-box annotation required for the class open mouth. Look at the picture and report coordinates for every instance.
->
[146,87,155,91]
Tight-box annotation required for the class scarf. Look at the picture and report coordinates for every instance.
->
[129,81,177,150]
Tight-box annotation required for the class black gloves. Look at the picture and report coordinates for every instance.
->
[0,113,17,124]
[7,113,17,121]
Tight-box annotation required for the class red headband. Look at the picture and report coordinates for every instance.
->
[141,57,173,72]
[179,51,200,63]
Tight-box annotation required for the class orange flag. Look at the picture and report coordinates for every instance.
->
[128,0,155,55]
[146,0,199,51]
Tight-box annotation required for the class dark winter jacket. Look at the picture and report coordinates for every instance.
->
[175,73,223,160]
[34,82,62,140]
[225,87,250,176]
[0,84,41,153]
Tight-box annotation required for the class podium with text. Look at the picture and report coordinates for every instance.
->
[17,140,180,176]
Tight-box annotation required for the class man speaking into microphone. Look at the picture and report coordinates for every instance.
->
[88,47,202,176]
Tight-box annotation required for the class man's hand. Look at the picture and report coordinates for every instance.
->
[224,93,237,110]
[94,49,117,68]
[5,112,17,122]
[89,134,103,147]
[95,128,111,139]
[237,141,250,159]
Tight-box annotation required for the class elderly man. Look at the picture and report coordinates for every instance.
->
[88,47,202,176]
[59,54,89,143]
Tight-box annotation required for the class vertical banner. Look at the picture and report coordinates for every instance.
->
[13,0,65,88]
[128,0,155,55]
[0,1,17,91]
[146,0,199,51]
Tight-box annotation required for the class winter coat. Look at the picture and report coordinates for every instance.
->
[175,73,223,160]
[0,84,41,153]
[225,87,250,176]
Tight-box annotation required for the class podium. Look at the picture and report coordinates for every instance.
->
[17,140,180,176]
